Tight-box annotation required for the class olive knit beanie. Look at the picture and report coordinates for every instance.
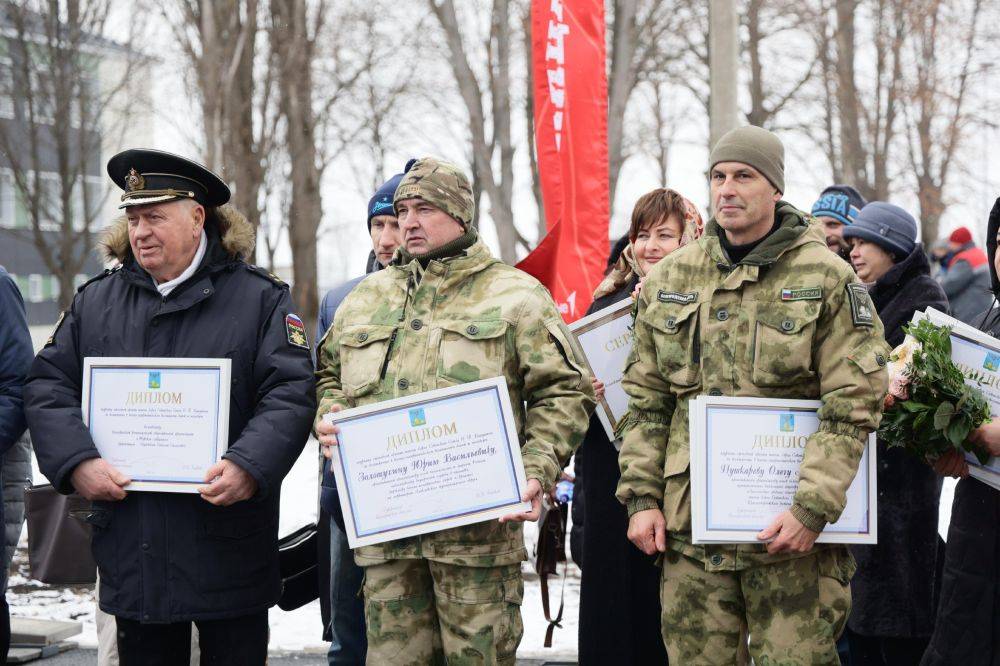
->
[709,126,785,193]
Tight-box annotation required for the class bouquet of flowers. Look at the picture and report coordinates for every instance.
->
[878,318,992,464]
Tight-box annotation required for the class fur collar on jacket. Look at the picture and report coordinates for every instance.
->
[98,205,256,265]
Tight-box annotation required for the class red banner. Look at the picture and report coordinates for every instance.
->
[516,0,609,323]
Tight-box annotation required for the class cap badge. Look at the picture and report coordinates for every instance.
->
[126,168,145,191]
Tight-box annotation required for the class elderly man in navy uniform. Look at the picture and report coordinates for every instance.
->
[25,149,315,666]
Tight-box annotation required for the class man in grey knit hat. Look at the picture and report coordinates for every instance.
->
[618,125,890,664]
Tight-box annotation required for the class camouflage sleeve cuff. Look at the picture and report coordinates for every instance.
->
[790,503,827,533]
[626,495,661,517]
[522,453,559,492]
[818,420,866,441]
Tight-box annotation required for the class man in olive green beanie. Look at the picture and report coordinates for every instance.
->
[709,125,785,194]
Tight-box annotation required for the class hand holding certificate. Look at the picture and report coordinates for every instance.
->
[321,377,534,548]
[82,358,231,493]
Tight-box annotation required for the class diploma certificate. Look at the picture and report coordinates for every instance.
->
[326,377,532,548]
[916,308,1000,490]
[568,297,634,444]
[81,358,231,493]
[690,396,877,544]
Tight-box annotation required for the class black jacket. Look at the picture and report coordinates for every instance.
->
[922,198,1000,665]
[24,209,315,622]
[848,245,949,638]
[575,279,667,666]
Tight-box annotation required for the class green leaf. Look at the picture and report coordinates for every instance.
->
[934,401,955,429]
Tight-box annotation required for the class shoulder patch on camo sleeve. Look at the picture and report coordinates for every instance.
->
[781,287,822,301]
[285,313,310,349]
[657,290,698,305]
[845,283,875,327]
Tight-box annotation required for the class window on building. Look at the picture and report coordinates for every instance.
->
[28,274,43,303]
[0,39,12,119]
[38,173,61,231]
[0,171,15,229]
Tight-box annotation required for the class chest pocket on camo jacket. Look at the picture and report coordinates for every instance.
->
[751,301,822,386]
[646,302,701,388]
[437,319,508,385]
[339,324,396,399]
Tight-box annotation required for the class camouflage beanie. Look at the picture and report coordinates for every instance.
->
[709,125,785,193]
[393,157,475,228]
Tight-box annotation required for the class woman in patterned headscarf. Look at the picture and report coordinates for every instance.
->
[575,188,703,665]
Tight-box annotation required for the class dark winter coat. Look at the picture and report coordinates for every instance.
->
[0,267,31,458]
[848,245,949,638]
[922,197,1000,665]
[2,431,32,570]
[937,241,992,325]
[576,278,667,666]
[24,208,316,623]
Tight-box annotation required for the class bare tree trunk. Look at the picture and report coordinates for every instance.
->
[522,4,546,241]
[835,0,869,195]
[608,0,638,203]
[429,0,521,262]
[271,0,322,340]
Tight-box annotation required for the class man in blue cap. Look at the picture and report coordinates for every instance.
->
[812,184,867,262]
[315,160,412,664]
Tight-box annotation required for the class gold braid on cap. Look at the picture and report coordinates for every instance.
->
[120,188,196,202]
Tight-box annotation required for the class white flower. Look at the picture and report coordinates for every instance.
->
[886,335,921,400]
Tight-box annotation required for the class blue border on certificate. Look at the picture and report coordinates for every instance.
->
[336,384,523,538]
[87,365,222,483]
[704,404,871,534]
[949,333,1000,478]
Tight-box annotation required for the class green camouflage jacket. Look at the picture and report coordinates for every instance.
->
[316,237,594,567]
[616,202,890,570]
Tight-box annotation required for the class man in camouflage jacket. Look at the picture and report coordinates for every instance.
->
[315,157,594,665]
[617,127,890,665]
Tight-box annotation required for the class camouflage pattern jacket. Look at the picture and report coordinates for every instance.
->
[616,202,890,570]
[316,236,595,567]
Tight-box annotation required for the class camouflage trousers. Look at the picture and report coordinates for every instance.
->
[660,547,854,665]
[362,558,524,665]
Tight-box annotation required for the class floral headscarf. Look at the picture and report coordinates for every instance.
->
[593,191,704,299]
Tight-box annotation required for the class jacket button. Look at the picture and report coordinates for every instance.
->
[357,332,368,342]
[411,319,423,331]
[781,319,795,332]
[665,317,677,329]
[466,324,479,335]
[141,543,150,551]
[710,554,723,566]
[876,354,886,366]
[716,309,729,321]
[708,388,722,396]
[398,378,409,390]
[202,288,210,295]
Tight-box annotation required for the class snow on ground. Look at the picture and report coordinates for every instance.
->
[10,442,963,658]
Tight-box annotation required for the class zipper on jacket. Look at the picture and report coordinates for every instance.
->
[379,328,399,380]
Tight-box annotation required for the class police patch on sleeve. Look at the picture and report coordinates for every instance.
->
[285,314,310,350]
[845,283,875,328]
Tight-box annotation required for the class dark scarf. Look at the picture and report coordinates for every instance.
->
[396,228,478,268]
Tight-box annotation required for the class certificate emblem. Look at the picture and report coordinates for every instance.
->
[409,408,427,427]
[779,414,795,432]
[984,352,1000,372]
[148,372,161,389]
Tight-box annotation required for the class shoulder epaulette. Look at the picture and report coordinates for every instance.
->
[76,265,121,293]
[244,263,288,287]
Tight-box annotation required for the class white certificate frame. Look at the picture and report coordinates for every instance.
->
[81,357,231,493]
[326,376,531,548]
[690,395,877,544]
[567,297,634,445]
[913,307,1000,490]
